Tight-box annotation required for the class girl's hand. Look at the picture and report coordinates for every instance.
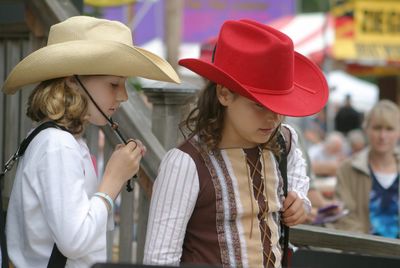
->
[101,140,144,192]
[131,139,147,156]
[305,207,318,224]
[282,191,307,226]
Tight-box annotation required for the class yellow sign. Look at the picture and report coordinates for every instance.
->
[84,0,136,7]
[333,0,400,62]
[355,1,400,43]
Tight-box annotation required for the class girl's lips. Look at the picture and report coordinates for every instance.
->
[259,128,274,134]
[260,126,275,131]
[108,108,117,116]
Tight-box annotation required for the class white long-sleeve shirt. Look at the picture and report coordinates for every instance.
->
[144,124,310,266]
[6,127,112,268]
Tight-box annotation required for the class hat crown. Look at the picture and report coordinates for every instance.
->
[47,16,133,47]
[214,20,294,92]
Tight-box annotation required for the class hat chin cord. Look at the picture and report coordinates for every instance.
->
[74,75,135,192]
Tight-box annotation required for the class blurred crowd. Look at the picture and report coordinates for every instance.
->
[288,96,400,239]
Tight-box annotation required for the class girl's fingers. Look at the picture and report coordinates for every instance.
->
[282,193,307,226]
[283,208,306,226]
[126,139,146,156]
[282,191,297,211]
[283,198,303,218]
[141,145,147,156]
[126,139,138,151]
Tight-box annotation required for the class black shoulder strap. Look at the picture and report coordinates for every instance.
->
[277,130,289,196]
[0,121,68,268]
[277,127,291,268]
[47,244,67,267]
[18,121,68,157]
[0,188,8,268]
[1,121,67,176]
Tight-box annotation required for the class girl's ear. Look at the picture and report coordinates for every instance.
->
[216,85,234,106]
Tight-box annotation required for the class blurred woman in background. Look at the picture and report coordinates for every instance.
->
[335,100,399,238]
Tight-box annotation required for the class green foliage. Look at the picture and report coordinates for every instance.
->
[127,77,143,92]
[300,0,331,13]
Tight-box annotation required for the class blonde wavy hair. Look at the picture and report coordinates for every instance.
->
[26,77,88,135]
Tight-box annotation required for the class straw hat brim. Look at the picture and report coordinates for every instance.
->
[179,52,328,117]
[2,40,180,94]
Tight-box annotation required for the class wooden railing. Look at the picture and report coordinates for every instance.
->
[291,224,400,258]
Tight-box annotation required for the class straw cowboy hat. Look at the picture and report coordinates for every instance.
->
[2,16,180,94]
[179,19,328,117]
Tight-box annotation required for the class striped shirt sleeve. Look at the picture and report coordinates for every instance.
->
[284,124,311,212]
[143,148,199,265]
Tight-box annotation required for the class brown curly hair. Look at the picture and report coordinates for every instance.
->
[180,82,224,149]
[180,82,282,154]
[27,77,88,135]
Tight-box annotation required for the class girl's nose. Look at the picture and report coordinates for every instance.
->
[265,109,280,121]
[117,86,128,102]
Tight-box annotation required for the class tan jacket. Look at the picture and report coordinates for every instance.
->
[334,148,400,234]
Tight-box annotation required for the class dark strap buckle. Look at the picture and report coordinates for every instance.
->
[1,152,19,176]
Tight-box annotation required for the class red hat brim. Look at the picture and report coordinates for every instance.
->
[179,52,328,117]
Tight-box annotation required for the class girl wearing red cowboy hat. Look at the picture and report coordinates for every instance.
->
[144,19,328,268]
[2,16,179,268]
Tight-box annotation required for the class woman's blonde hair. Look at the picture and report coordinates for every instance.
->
[363,99,400,130]
[27,78,88,135]
[180,81,281,154]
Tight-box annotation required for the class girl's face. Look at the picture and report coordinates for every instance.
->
[217,86,283,148]
[366,114,400,155]
[75,75,128,126]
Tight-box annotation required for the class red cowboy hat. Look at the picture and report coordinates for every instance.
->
[179,19,329,117]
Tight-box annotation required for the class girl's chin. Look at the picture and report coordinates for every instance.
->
[256,133,272,143]
[248,137,270,147]
[88,118,109,126]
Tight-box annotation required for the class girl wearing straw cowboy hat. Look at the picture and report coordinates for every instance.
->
[1,16,179,268]
[144,19,328,267]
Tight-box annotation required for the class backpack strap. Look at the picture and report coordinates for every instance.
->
[1,121,67,176]
[47,244,67,267]
[0,121,68,268]
[277,125,291,268]
[0,187,8,268]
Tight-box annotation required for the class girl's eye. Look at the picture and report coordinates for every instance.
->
[255,103,264,109]
[111,83,119,88]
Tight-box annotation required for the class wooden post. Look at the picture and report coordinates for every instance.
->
[135,171,152,264]
[143,82,198,150]
[164,0,184,71]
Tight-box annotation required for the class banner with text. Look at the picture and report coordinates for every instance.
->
[333,0,400,63]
